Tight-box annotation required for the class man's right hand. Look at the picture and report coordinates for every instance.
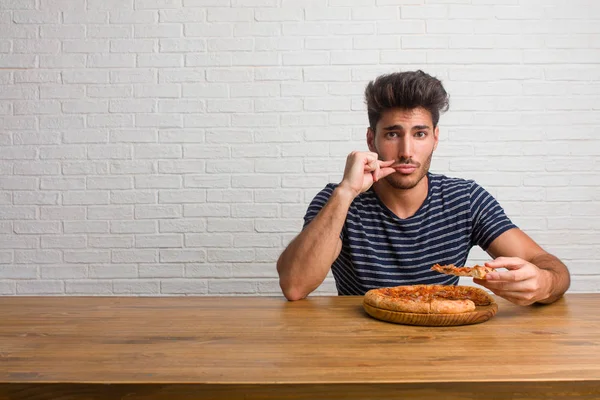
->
[338,151,396,198]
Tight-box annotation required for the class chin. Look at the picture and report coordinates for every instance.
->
[385,171,427,190]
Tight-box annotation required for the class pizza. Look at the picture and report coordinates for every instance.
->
[430,263,494,279]
[363,284,494,314]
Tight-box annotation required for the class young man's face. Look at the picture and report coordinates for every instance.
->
[367,107,439,190]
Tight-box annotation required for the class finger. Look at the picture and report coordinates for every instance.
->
[485,257,527,270]
[476,278,533,293]
[378,159,396,167]
[484,268,533,282]
[487,290,533,306]
[366,158,380,182]
[488,290,536,306]
[376,167,396,180]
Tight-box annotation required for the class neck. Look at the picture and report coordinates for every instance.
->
[372,174,429,219]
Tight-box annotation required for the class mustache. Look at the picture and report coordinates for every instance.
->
[389,157,420,168]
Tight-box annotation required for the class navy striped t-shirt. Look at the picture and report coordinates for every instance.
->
[303,173,517,295]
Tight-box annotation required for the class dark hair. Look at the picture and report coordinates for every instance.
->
[364,70,449,130]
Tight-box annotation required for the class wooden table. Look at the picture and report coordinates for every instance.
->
[0,294,599,400]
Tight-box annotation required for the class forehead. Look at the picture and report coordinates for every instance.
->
[376,107,433,131]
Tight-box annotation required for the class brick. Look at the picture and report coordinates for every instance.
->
[0,235,38,249]
[135,234,183,248]
[135,23,182,38]
[89,264,137,278]
[185,23,232,37]
[14,161,61,175]
[159,69,205,83]
[160,219,207,233]
[110,39,155,53]
[205,160,254,173]
[109,99,156,114]
[17,280,64,294]
[207,8,252,22]
[158,189,206,203]
[206,218,253,232]
[134,204,181,219]
[136,0,181,8]
[185,233,230,247]
[63,11,108,23]
[208,249,254,263]
[231,51,279,67]
[110,10,157,23]
[184,175,228,189]
[184,114,229,128]
[135,175,181,189]
[42,235,86,249]
[66,281,113,295]
[14,191,59,205]
[88,235,134,248]
[63,39,109,53]
[110,190,156,204]
[208,279,256,294]
[185,264,232,278]
[112,249,158,263]
[184,204,230,217]
[15,250,62,264]
[0,0,36,9]
[63,191,109,205]
[158,160,204,173]
[87,205,134,220]
[182,83,228,98]
[41,266,88,279]
[110,221,156,234]
[160,8,205,22]
[88,24,132,38]
[161,279,208,294]
[109,159,156,177]
[41,206,86,220]
[231,203,278,217]
[88,144,132,158]
[160,249,206,263]
[64,221,109,233]
[114,280,160,294]
[158,39,206,53]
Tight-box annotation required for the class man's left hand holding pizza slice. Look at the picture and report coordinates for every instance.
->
[474,256,561,306]
[474,228,570,306]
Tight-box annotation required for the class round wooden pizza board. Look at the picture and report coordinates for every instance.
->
[363,302,498,327]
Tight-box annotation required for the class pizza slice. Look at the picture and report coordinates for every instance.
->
[430,263,494,279]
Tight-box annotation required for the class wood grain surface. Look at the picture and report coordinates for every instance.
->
[0,294,599,399]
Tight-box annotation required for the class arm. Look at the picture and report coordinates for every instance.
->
[277,151,395,301]
[474,228,571,305]
[276,186,352,301]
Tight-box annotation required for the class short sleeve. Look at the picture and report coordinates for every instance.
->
[469,182,517,250]
[302,183,344,240]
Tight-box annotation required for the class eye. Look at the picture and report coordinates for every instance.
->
[386,132,399,138]
[414,131,427,138]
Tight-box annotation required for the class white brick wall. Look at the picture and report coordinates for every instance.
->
[0,0,599,296]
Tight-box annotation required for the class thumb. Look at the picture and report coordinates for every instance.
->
[485,257,526,270]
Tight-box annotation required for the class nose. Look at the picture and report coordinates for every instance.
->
[398,134,413,160]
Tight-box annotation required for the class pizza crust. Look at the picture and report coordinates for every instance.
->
[363,284,494,314]
[430,263,494,279]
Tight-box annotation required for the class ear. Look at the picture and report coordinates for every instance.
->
[433,126,439,151]
[367,127,376,152]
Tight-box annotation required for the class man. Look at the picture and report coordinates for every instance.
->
[277,70,570,305]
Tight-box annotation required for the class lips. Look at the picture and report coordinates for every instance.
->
[392,165,418,174]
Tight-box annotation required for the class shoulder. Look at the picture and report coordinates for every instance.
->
[311,183,338,201]
[429,173,477,196]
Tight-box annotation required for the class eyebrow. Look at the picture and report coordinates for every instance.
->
[382,124,431,131]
